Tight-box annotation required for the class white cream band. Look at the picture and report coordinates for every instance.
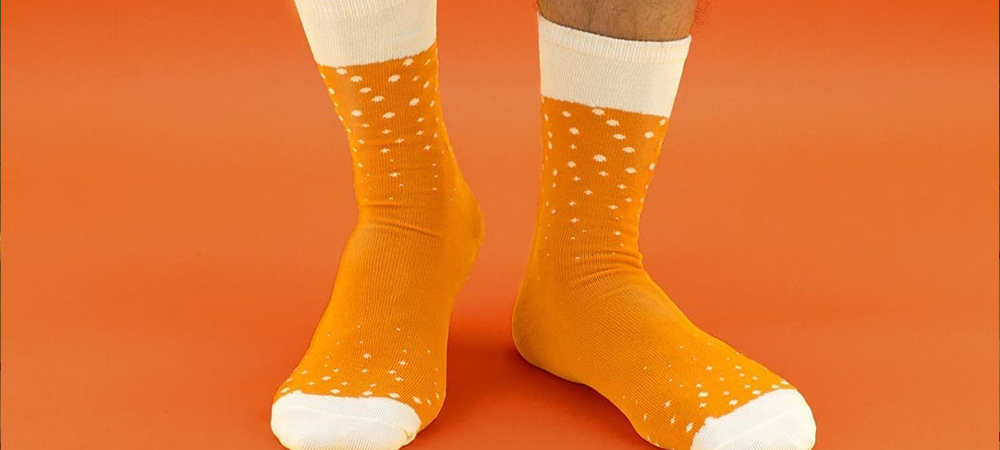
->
[295,0,436,67]
[538,14,691,117]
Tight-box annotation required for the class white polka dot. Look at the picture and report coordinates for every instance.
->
[409,98,420,106]
[613,134,626,140]
[389,392,401,399]
[388,74,401,82]
[569,127,579,135]
[644,131,654,138]
[403,58,414,66]
[351,110,362,117]
[649,163,656,170]
[593,154,607,162]
[362,391,373,396]
[383,112,396,119]
[623,146,635,153]
[336,68,348,75]
[350,75,362,82]
[562,111,571,117]
[359,87,372,93]
[412,397,422,404]
[625,167,637,174]
[567,161,576,168]
[592,108,605,115]
[606,119,619,126]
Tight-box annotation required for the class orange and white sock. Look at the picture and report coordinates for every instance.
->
[271,1,483,449]
[513,16,816,450]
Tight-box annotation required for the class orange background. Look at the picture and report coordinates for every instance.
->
[1,0,997,449]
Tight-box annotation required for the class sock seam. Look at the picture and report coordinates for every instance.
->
[276,403,418,440]
[703,391,806,450]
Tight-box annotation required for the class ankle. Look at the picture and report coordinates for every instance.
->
[357,177,482,239]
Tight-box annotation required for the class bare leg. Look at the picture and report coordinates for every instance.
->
[538,0,697,41]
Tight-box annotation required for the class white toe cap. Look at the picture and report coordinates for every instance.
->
[271,392,422,450]
[691,389,816,450]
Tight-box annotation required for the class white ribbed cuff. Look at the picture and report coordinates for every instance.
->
[538,14,691,117]
[295,0,436,67]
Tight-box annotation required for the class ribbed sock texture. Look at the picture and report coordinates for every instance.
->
[513,16,815,450]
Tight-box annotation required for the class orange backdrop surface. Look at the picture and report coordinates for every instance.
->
[2,0,998,449]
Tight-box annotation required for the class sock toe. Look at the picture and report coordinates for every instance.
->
[690,389,816,450]
[271,392,422,450]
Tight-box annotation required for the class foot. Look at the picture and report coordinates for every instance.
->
[271,40,484,450]
[512,92,816,449]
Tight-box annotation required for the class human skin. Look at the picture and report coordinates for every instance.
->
[538,0,698,41]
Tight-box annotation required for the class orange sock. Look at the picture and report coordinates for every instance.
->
[271,1,483,449]
[513,16,816,450]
